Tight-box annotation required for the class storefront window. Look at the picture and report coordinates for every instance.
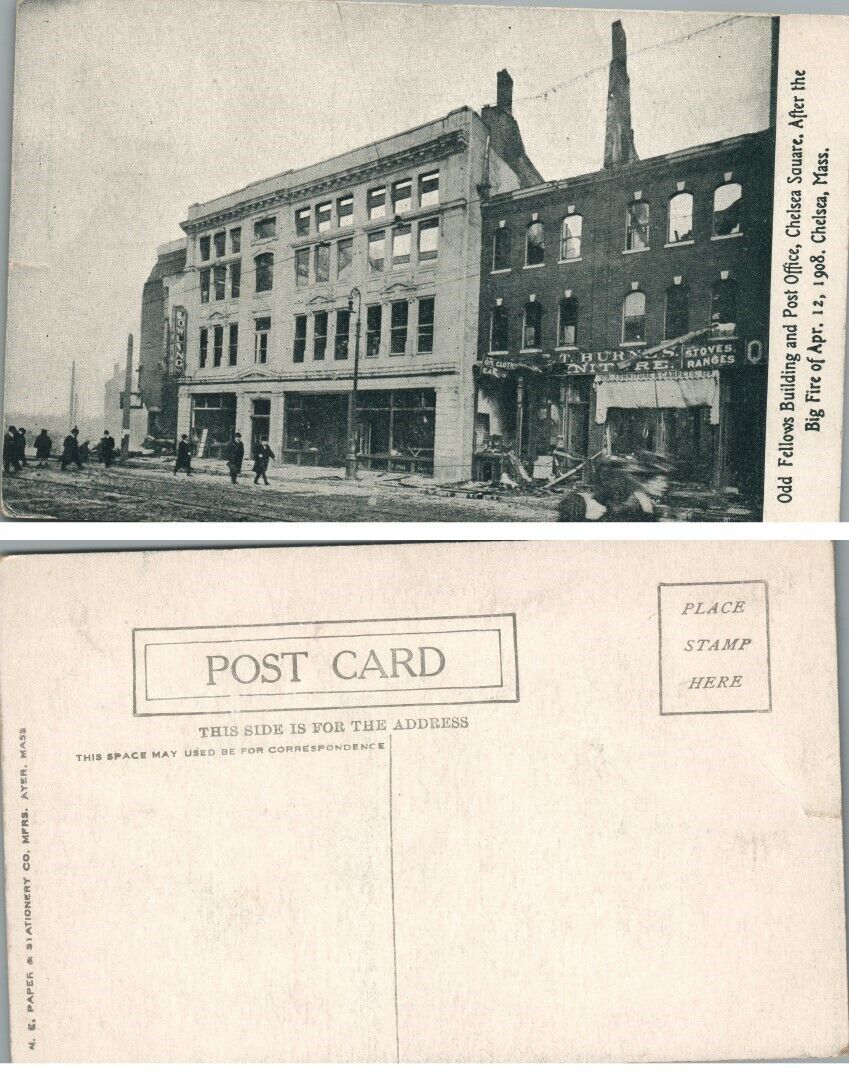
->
[357,389,436,471]
[622,290,646,343]
[190,393,237,452]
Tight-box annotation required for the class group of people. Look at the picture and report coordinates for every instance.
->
[3,425,118,473]
[173,432,275,485]
[5,423,276,486]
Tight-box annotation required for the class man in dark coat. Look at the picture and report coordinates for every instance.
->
[98,430,116,468]
[34,429,52,467]
[227,432,244,483]
[14,428,27,468]
[252,438,275,486]
[174,434,192,476]
[61,427,83,470]
[3,426,17,473]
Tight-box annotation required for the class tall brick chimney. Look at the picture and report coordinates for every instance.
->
[496,69,513,114]
[603,20,638,168]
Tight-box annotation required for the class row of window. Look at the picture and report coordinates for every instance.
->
[197,299,436,369]
[198,217,279,262]
[200,218,440,303]
[294,171,439,237]
[295,219,439,286]
[493,181,743,271]
[489,278,739,353]
[294,299,435,362]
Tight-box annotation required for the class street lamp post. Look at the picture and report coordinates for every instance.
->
[345,287,362,479]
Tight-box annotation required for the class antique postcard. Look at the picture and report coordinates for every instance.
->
[2,2,847,521]
[1,542,846,1060]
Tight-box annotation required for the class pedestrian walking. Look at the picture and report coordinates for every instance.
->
[34,429,52,467]
[60,427,83,470]
[227,432,244,483]
[3,426,17,473]
[14,428,27,468]
[252,438,275,485]
[174,434,192,475]
[98,430,116,468]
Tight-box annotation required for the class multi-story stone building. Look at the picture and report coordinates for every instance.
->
[475,20,776,497]
[172,73,541,477]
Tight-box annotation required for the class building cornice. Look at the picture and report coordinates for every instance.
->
[181,130,469,235]
[179,364,458,386]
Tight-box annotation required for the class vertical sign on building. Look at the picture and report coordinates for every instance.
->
[173,306,187,372]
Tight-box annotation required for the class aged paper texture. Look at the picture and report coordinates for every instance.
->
[3,2,848,522]
[1,541,846,1061]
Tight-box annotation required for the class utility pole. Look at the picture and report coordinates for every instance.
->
[345,288,362,479]
[121,332,133,461]
[68,360,76,428]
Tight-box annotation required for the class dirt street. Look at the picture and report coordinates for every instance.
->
[1,459,557,522]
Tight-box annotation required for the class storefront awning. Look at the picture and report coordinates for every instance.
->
[595,372,720,425]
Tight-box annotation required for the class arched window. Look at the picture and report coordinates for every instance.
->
[625,200,649,251]
[254,252,273,293]
[558,297,578,347]
[523,300,543,350]
[667,192,693,244]
[664,283,690,339]
[560,214,583,261]
[525,221,545,266]
[622,290,646,343]
[713,182,742,236]
[711,277,738,337]
[492,224,511,271]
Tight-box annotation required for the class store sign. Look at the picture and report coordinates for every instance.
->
[550,339,765,376]
[173,306,188,372]
[480,355,547,379]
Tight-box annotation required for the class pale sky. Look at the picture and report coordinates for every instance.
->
[5,0,773,418]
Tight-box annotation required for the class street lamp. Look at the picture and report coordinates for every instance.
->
[345,286,362,479]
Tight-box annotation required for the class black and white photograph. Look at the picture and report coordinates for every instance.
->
[2,2,784,520]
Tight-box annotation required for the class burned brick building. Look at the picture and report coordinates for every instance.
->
[475,20,775,496]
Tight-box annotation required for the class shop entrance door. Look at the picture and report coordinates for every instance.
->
[605,407,707,480]
[251,399,271,455]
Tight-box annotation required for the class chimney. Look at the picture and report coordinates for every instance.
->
[496,69,513,115]
[603,20,638,168]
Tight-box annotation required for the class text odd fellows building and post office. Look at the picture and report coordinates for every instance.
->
[135,18,774,489]
[477,21,776,494]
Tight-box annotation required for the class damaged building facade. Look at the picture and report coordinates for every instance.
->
[475,21,774,496]
[169,74,540,477]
